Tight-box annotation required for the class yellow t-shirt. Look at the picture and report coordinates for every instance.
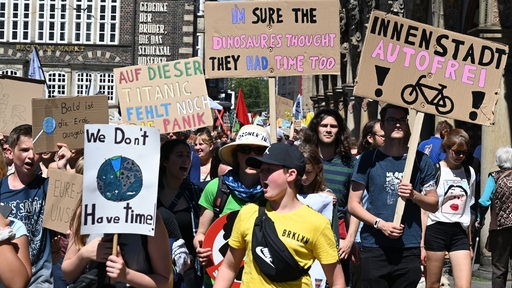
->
[229,203,338,287]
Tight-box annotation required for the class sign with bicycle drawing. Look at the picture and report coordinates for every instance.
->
[354,10,508,125]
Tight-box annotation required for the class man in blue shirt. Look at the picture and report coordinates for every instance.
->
[418,120,453,164]
[348,104,438,287]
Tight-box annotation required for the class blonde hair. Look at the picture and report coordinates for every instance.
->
[69,157,87,249]
[195,129,214,147]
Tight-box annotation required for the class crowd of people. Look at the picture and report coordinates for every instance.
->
[0,103,511,288]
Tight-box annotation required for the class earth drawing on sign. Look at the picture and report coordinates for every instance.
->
[96,156,143,201]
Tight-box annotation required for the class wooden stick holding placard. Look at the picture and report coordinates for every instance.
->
[109,233,119,284]
[393,111,424,225]
[112,233,118,256]
[268,77,277,143]
[289,120,295,141]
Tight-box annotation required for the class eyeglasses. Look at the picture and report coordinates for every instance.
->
[451,149,468,157]
[384,117,408,125]
[237,146,267,155]
[372,133,385,139]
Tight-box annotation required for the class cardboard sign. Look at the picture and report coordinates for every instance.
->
[81,124,160,236]
[0,75,45,134]
[204,0,341,78]
[114,57,213,133]
[276,96,293,119]
[354,10,508,125]
[32,96,109,153]
[203,211,242,287]
[43,168,83,233]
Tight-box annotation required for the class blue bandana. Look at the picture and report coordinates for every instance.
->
[223,169,264,203]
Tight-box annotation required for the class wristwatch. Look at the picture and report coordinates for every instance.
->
[373,218,382,229]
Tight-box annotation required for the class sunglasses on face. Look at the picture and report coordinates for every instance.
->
[237,146,267,155]
[451,149,468,157]
[384,117,408,125]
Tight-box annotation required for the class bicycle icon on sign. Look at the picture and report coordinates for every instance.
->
[400,75,454,115]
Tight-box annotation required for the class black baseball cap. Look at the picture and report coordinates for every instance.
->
[246,143,306,177]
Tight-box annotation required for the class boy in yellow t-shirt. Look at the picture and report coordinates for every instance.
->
[213,143,346,288]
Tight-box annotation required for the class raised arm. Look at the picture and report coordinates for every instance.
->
[0,217,31,288]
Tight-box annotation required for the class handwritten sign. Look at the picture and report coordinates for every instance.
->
[276,96,293,119]
[43,168,83,233]
[81,124,160,236]
[354,10,508,125]
[0,75,45,134]
[32,96,109,153]
[114,57,213,133]
[204,0,341,78]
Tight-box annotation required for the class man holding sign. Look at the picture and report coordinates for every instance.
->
[348,104,438,287]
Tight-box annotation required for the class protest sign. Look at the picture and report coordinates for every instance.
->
[32,95,109,153]
[276,95,293,119]
[82,124,160,236]
[203,211,243,287]
[114,57,213,133]
[43,168,83,234]
[354,10,508,125]
[0,75,45,134]
[204,0,341,78]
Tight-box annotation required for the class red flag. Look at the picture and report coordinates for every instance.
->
[236,88,251,126]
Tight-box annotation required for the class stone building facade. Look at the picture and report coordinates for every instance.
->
[0,0,195,106]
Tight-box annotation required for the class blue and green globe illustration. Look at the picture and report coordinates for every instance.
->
[42,116,56,135]
[96,156,143,201]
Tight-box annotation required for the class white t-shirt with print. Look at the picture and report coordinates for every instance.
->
[427,165,475,229]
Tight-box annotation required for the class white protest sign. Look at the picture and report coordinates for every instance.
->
[82,124,160,236]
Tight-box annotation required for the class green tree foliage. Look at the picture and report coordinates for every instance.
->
[228,78,269,113]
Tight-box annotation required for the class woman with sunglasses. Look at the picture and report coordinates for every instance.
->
[422,128,476,288]
[193,125,270,280]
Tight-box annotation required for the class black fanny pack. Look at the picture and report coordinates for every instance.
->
[251,206,310,282]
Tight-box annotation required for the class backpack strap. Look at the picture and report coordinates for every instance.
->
[213,175,230,219]
[462,164,471,183]
[435,162,441,186]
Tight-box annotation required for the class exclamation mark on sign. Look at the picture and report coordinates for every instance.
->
[375,65,391,97]
[469,91,485,121]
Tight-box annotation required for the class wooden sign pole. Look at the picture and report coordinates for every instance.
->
[269,77,277,143]
[393,111,424,224]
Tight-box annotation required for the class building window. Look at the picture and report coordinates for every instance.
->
[75,71,116,103]
[47,71,67,97]
[97,0,118,44]
[10,0,31,42]
[75,72,92,95]
[0,0,7,41]
[98,73,115,102]
[195,34,203,58]
[0,69,20,76]
[36,0,68,43]
[73,0,94,43]
[197,0,204,16]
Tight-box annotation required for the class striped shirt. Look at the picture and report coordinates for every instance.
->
[322,155,355,218]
